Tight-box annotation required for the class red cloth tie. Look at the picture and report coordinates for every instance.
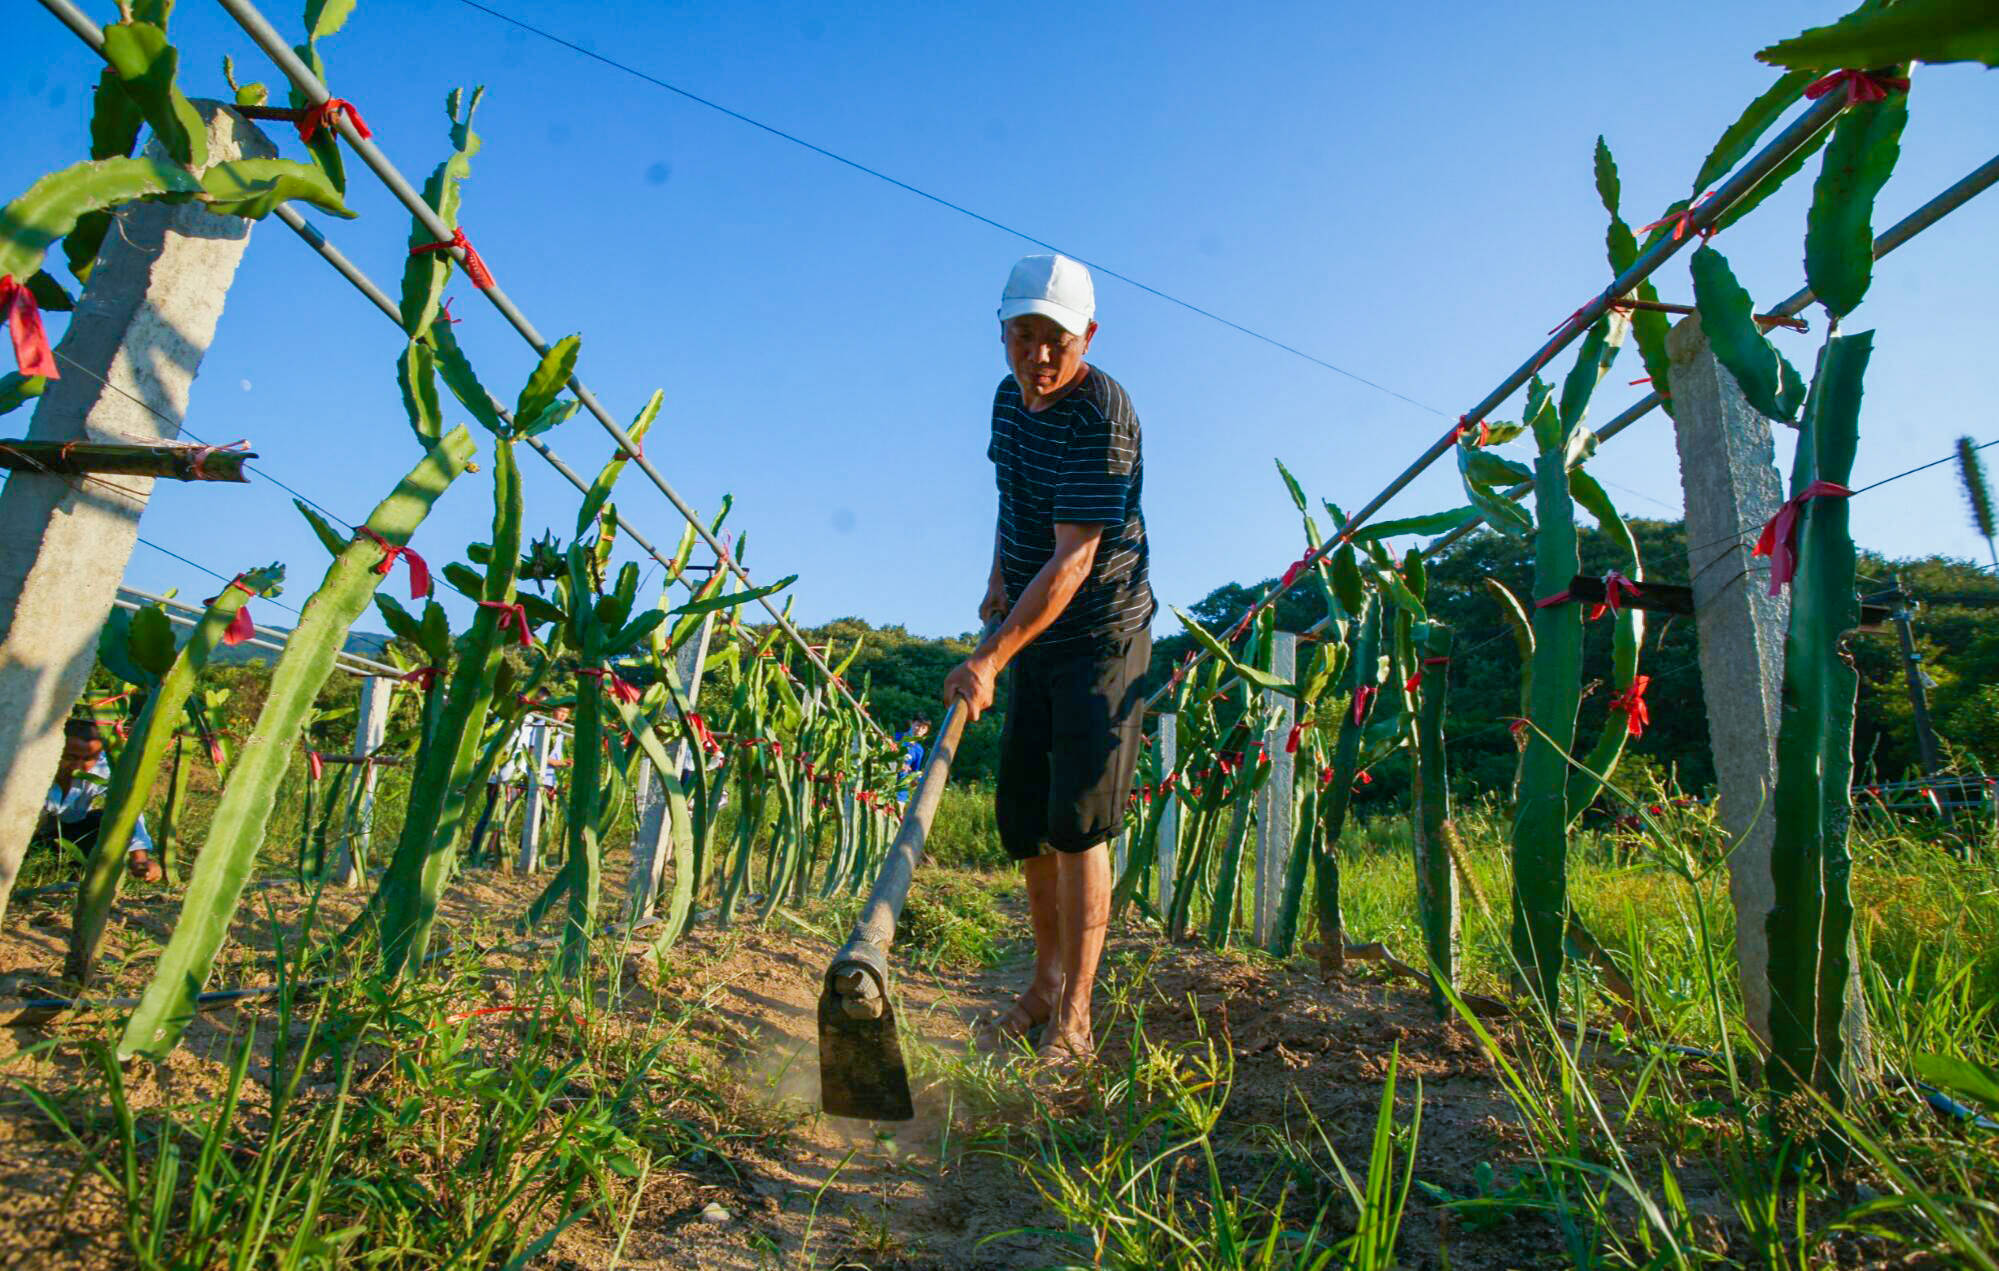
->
[1596,571,1642,619]
[1279,552,1316,591]
[357,527,431,598]
[1404,669,1423,693]
[1752,480,1853,595]
[1285,718,1310,754]
[221,578,258,646]
[478,599,534,646]
[188,439,249,480]
[0,275,58,380]
[1357,770,1373,786]
[1608,675,1651,738]
[577,668,642,705]
[1639,192,1715,243]
[1351,684,1377,726]
[298,97,372,143]
[401,665,442,691]
[410,227,494,290]
[1804,69,1910,107]
[307,749,324,781]
[1453,415,1489,447]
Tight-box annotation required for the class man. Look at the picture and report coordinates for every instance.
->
[36,718,164,882]
[942,253,1154,1066]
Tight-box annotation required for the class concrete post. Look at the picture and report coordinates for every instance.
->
[626,612,717,919]
[1254,633,1298,947]
[516,720,553,872]
[332,675,393,886]
[1670,314,1791,1047]
[1668,314,1878,1068]
[0,104,274,920]
[1156,714,1178,918]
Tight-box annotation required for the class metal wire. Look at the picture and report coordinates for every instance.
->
[449,0,1454,420]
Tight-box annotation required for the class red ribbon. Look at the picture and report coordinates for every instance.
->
[1534,589,1573,611]
[401,665,442,691]
[438,295,462,326]
[1357,770,1373,786]
[1404,669,1423,693]
[1278,552,1316,591]
[221,578,258,646]
[1639,191,1715,243]
[298,97,372,143]
[1285,718,1310,754]
[89,691,131,708]
[1608,675,1651,738]
[410,226,494,290]
[0,275,58,380]
[478,599,535,646]
[1319,765,1336,789]
[357,527,431,598]
[1804,69,1910,107]
[1351,684,1377,726]
[577,667,642,704]
[686,712,720,755]
[1596,571,1642,620]
[209,739,226,767]
[1509,718,1527,738]
[307,749,325,781]
[1453,415,1489,447]
[1752,480,1853,595]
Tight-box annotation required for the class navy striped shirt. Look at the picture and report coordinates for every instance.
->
[988,366,1154,651]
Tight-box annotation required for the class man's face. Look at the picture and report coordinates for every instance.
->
[1003,314,1095,401]
[60,735,102,775]
[552,707,572,724]
[912,722,930,739]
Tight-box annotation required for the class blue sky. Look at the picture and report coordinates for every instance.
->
[8,1,1996,641]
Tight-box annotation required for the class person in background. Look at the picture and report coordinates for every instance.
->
[943,253,1154,1069]
[892,717,931,806]
[36,718,164,882]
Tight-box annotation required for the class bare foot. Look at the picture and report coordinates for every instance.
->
[973,987,1056,1053]
[1034,1028,1095,1078]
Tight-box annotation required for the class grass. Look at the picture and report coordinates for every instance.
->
[8,772,1999,1267]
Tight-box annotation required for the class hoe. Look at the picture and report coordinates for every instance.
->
[817,641,987,1121]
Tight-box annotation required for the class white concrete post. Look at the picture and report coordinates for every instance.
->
[0,104,274,921]
[331,675,392,886]
[1254,633,1298,947]
[1156,714,1178,918]
[626,612,718,919]
[1670,314,1867,1064]
[515,720,553,873]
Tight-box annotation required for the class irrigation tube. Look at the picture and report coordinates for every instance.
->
[207,0,893,746]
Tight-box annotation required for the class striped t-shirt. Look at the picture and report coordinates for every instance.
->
[988,366,1154,652]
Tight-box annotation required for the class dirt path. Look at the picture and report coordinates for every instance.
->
[0,870,1712,1269]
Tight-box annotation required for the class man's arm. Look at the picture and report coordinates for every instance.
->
[942,522,1103,720]
[980,527,1007,622]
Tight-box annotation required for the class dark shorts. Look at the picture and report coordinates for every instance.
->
[996,629,1151,861]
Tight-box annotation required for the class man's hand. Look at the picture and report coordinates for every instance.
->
[979,577,1009,624]
[127,849,164,883]
[942,653,999,722]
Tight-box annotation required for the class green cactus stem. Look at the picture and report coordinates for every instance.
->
[118,429,475,1060]
[1766,331,1870,1106]
[65,567,282,992]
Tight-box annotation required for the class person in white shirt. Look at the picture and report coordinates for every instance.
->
[37,719,163,882]
[468,707,571,860]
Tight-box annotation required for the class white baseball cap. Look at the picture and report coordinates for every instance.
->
[997,254,1095,336]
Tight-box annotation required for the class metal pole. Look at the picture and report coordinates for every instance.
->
[1890,578,1946,780]
[208,0,892,745]
[269,207,694,588]
[1423,151,1999,559]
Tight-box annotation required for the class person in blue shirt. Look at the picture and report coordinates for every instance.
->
[893,718,931,805]
[36,718,163,882]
